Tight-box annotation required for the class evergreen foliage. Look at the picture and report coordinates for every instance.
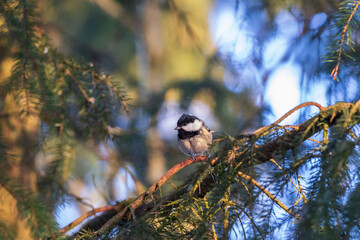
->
[0,176,58,239]
[95,103,359,239]
[0,0,360,240]
[325,0,360,80]
[0,0,128,238]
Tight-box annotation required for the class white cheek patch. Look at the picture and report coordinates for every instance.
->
[182,119,202,132]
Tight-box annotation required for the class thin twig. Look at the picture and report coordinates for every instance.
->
[331,0,360,80]
[253,102,323,137]
[307,138,322,144]
[102,76,129,112]
[270,158,308,203]
[22,60,31,116]
[65,69,93,104]
[344,98,360,128]
[296,172,308,204]
[58,205,121,235]
[238,206,265,240]
[237,171,299,218]
[211,221,218,240]
[21,1,31,116]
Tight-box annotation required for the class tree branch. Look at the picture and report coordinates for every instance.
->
[58,205,121,236]
[331,0,360,80]
[237,171,299,218]
[57,101,360,237]
[96,156,208,236]
[253,102,356,163]
[58,156,209,236]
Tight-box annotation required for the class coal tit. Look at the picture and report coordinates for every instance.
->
[174,114,213,162]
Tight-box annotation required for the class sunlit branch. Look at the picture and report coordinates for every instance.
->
[58,155,208,236]
[58,205,121,235]
[237,171,299,218]
[253,101,324,137]
[253,102,358,163]
[270,158,308,203]
[344,98,360,128]
[96,155,208,236]
[331,0,360,80]
[296,172,308,204]
[56,101,360,237]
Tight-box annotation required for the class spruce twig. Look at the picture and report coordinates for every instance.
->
[331,0,360,80]
[237,171,299,218]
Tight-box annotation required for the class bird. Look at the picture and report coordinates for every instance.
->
[174,114,213,162]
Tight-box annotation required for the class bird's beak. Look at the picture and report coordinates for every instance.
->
[174,126,180,130]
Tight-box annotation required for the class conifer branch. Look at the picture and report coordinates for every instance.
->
[102,75,130,113]
[344,98,360,128]
[0,178,56,238]
[58,156,208,236]
[237,171,299,218]
[21,0,31,115]
[22,60,31,115]
[296,172,307,204]
[270,158,308,203]
[65,69,94,104]
[331,0,360,80]
[253,101,323,137]
[96,156,208,236]
[253,102,357,163]
[58,205,121,236]
[60,101,360,238]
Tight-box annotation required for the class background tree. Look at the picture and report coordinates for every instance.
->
[0,0,360,239]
